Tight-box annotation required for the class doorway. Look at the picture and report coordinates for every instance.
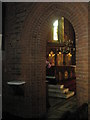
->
[46,17,77,116]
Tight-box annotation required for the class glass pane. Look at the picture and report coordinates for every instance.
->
[59,17,64,43]
[53,20,58,41]
[53,20,58,26]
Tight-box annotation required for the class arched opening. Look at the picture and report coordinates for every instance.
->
[46,17,77,113]
[20,3,88,116]
[2,2,89,120]
[18,3,88,117]
[2,3,87,119]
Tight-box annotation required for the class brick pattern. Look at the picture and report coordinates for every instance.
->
[3,2,88,118]
[88,2,90,120]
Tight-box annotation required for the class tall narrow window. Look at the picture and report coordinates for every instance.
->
[53,20,58,41]
[53,18,64,42]
[59,17,64,43]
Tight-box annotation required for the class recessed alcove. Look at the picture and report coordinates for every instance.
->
[7,81,26,96]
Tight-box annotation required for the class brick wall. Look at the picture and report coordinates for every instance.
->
[88,2,90,120]
[3,2,88,118]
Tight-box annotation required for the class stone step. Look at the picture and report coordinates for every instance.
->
[48,88,69,94]
[65,91,75,98]
[49,91,75,99]
[46,76,56,79]
[48,84,64,89]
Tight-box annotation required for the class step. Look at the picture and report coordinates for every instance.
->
[48,84,64,89]
[65,91,75,98]
[48,88,69,94]
[46,76,56,79]
[49,91,75,99]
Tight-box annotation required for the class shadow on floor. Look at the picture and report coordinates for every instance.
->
[2,96,88,120]
[59,103,88,120]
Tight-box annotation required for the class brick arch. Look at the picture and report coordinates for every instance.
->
[20,3,88,117]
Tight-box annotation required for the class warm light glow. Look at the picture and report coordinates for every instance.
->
[52,54,55,57]
[50,51,53,55]
[48,51,55,66]
[49,51,55,57]
[68,53,72,57]
[59,52,62,55]
[64,71,68,79]
[56,52,63,66]
[49,54,51,57]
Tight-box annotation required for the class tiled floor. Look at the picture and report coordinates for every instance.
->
[2,95,78,120]
[46,95,78,119]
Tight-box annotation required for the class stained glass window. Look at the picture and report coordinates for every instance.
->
[59,17,64,43]
[53,20,58,41]
[53,17,64,43]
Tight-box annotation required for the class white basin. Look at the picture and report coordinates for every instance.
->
[7,81,26,85]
